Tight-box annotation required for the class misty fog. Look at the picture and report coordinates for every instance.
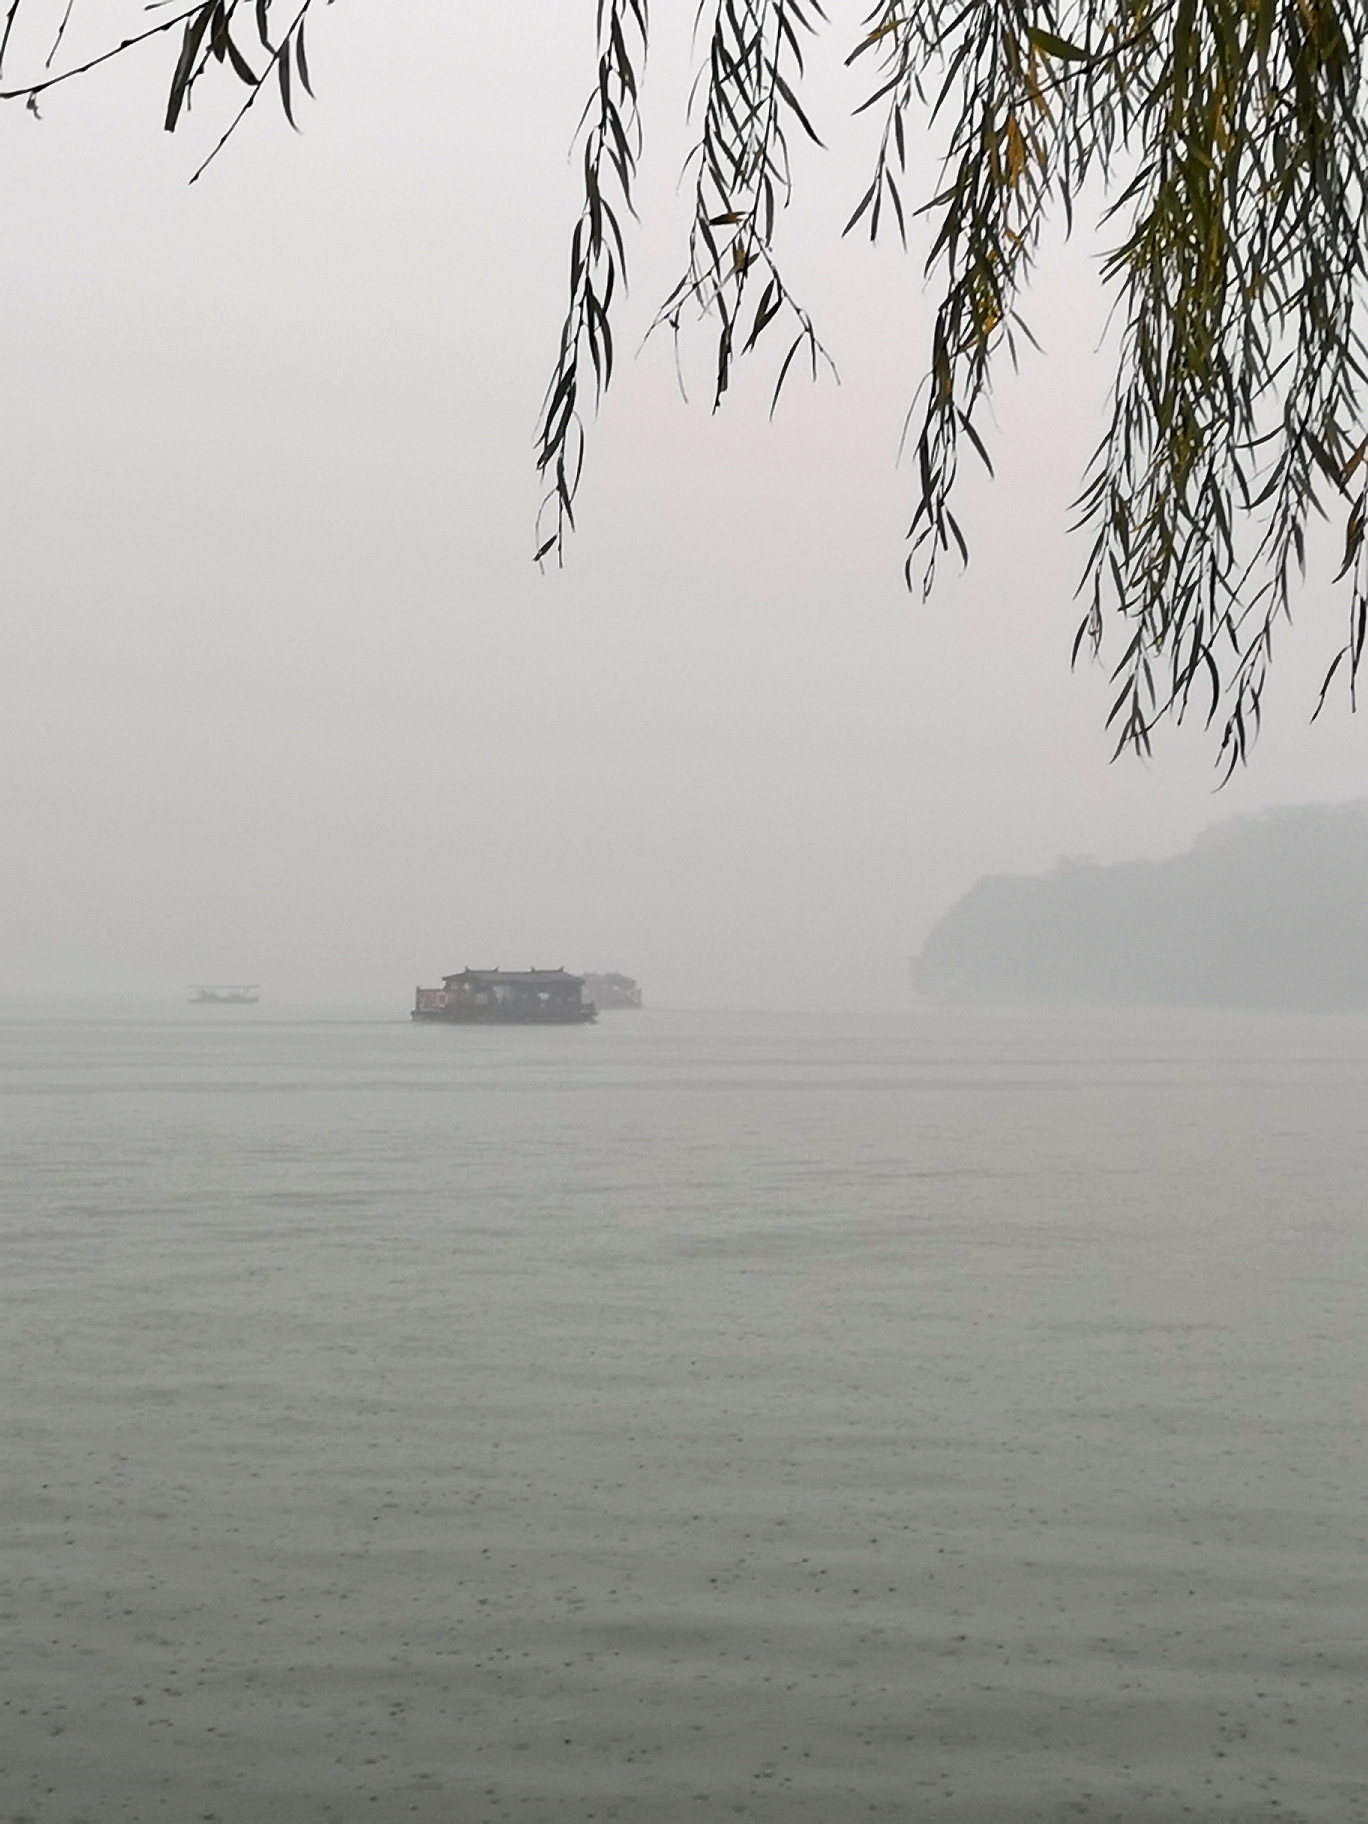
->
[1,2,1361,1009]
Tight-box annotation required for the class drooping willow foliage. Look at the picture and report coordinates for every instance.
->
[0,3,323,176]
[4,0,1367,762]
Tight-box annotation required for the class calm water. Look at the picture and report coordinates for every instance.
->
[2,1006,1366,1823]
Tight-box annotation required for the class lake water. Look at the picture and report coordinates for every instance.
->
[2,1006,1366,1823]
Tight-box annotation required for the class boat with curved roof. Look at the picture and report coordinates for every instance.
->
[412,968,596,1024]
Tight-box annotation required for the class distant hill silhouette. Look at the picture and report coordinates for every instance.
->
[913,801,1368,1008]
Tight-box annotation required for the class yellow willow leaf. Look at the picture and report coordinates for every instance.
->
[1023,49,1050,120]
[1005,115,1027,186]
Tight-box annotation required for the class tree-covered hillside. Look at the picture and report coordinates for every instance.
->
[914,802,1368,1008]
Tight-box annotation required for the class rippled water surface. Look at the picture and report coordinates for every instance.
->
[2,1005,1366,1822]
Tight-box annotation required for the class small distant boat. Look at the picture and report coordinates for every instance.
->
[412,968,596,1024]
[581,972,643,1009]
[189,984,260,1005]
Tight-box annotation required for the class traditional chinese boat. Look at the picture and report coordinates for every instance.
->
[411,968,597,1024]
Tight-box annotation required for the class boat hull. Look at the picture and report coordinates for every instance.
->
[411,1005,596,1024]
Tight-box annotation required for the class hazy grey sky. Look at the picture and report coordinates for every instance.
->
[1,2,1362,1007]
